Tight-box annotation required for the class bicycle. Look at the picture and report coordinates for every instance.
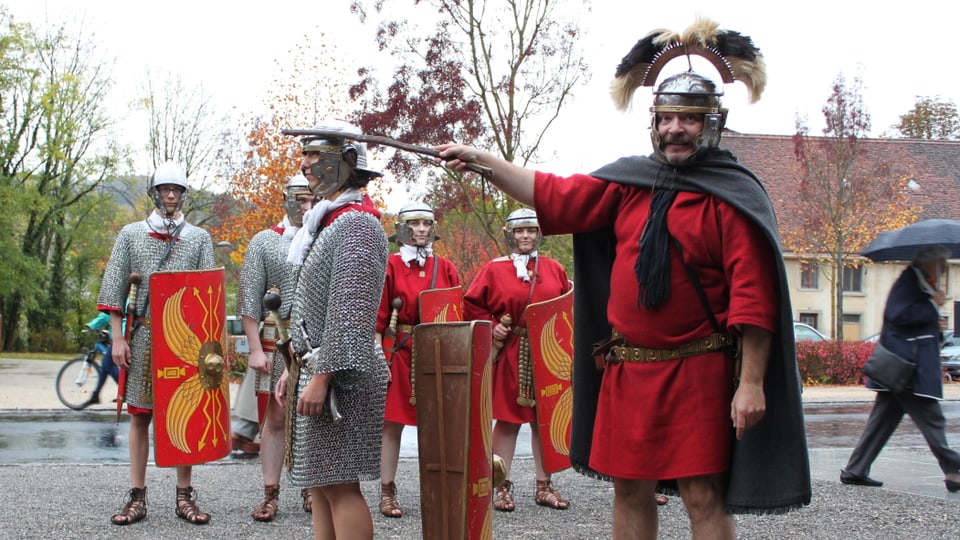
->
[55,328,111,410]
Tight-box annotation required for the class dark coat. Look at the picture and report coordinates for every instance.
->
[871,265,945,399]
[568,149,811,514]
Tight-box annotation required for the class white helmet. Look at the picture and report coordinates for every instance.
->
[394,201,436,246]
[503,208,541,251]
[148,161,188,216]
[283,173,313,226]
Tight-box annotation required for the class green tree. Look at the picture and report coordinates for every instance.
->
[0,10,127,351]
[786,73,920,341]
[893,95,960,140]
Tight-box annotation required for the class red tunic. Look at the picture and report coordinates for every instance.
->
[464,256,571,424]
[376,253,460,425]
[534,171,778,480]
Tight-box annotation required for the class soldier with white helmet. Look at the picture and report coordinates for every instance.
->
[439,17,809,538]
[234,173,315,522]
[464,207,572,512]
[97,160,216,526]
[375,201,461,518]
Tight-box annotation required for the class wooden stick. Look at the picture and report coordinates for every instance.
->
[282,129,494,178]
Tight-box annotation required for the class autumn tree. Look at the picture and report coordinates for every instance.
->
[893,95,960,140]
[348,0,589,273]
[786,73,920,340]
[210,35,361,265]
[0,10,131,351]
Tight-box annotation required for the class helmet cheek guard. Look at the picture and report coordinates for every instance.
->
[283,174,313,226]
[308,145,355,198]
[394,202,436,246]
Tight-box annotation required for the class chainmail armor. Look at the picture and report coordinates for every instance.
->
[288,210,389,487]
[236,228,299,387]
[97,220,215,408]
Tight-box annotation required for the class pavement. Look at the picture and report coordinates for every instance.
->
[2,356,960,538]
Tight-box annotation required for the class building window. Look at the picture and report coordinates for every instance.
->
[842,265,863,293]
[800,261,819,290]
[842,313,862,324]
[798,313,819,328]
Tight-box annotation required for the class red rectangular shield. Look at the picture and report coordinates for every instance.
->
[414,321,493,540]
[419,286,464,323]
[525,283,574,474]
[150,268,231,467]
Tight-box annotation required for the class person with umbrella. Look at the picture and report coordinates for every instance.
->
[842,245,960,492]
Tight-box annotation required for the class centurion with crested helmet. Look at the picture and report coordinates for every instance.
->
[435,15,811,535]
[609,17,765,165]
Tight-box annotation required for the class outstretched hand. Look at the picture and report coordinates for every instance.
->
[436,143,481,172]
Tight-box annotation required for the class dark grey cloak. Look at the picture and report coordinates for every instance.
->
[567,149,811,514]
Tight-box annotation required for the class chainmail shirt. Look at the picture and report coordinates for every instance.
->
[97,219,215,409]
[288,210,389,487]
[237,228,299,386]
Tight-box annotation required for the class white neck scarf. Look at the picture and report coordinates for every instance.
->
[510,250,537,282]
[399,243,433,267]
[287,189,360,265]
[280,216,300,239]
[145,210,184,235]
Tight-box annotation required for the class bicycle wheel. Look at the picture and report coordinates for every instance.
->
[55,356,102,410]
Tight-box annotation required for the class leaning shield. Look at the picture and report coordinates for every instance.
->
[150,268,231,467]
[419,286,464,323]
[415,321,494,540]
[525,282,574,474]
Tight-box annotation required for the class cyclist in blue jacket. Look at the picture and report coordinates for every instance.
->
[83,312,120,407]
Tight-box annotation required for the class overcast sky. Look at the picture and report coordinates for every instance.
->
[6,0,960,179]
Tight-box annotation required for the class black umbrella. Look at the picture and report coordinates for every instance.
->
[861,219,960,262]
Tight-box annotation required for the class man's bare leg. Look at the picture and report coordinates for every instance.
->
[612,478,658,540]
[678,473,734,540]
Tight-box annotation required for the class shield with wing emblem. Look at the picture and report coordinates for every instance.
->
[526,282,574,474]
[150,268,231,467]
[418,286,464,323]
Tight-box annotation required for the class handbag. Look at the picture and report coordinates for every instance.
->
[862,343,916,393]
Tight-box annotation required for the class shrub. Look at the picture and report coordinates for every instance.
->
[796,340,875,385]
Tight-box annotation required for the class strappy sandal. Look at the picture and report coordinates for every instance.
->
[301,488,313,513]
[535,479,569,510]
[656,494,669,506]
[494,479,515,512]
[251,484,280,522]
[111,487,147,525]
[175,486,210,525]
[379,482,402,518]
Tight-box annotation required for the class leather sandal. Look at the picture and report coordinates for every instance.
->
[111,487,147,525]
[175,486,210,525]
[535,479,569,510]
[379,482,403,518]
[301,488,313,513]
[251,484,280,522]
[494,479,515,512]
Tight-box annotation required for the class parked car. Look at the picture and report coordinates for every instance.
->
[940,330,960,380]
[794,321,829,342]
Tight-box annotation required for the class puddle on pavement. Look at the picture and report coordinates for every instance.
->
[3,402,956,465]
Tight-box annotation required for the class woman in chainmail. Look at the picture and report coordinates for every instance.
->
[463,208,572,512]
[278,123,389,540]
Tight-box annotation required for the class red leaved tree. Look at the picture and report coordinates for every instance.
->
[347,0,589,274]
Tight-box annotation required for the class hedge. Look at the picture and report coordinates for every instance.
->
[795,340,875,386]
